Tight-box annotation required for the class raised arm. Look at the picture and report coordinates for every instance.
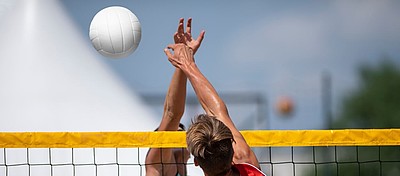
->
[164,44,260,168]
[158,17,205,130]
[146,18,205,176]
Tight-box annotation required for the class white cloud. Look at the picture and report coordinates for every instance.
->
[228,13,330,65]
[227,0,400,65]
[332,0,400,42]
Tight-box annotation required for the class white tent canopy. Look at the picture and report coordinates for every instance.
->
[0,0,158,132]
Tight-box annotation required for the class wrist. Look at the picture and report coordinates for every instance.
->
[181,62,197,75]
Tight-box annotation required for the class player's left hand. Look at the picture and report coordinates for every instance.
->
[174,18,205,54]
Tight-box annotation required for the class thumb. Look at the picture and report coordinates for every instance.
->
[196,30,205,43]
[164,48,173,58]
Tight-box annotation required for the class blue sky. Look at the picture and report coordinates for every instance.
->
[60,0,400,130]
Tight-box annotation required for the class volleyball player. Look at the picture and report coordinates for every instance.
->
[164,35,266,176]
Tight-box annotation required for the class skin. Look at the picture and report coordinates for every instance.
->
[164,44,261,175]
[145,18,205,176]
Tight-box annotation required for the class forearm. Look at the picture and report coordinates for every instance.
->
[181,63,228,118]
[160,68,187,130]
[165,68,187,118]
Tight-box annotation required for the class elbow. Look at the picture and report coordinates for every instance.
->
[214,101,229,117]
[201,98,228,117]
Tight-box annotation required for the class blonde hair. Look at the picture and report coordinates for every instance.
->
[186,114,234,176]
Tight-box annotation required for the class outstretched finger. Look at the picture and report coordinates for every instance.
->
[196,30,205,44]
[177,18,184,35]
[186,18,192,35]
[174,32,183,43]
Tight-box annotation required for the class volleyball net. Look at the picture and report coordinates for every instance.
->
[1,129,399,176]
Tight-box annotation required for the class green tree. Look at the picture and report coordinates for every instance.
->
[334,59,400,128]
[305,59,400,176]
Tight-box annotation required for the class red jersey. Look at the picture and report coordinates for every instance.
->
[233,163,266,176]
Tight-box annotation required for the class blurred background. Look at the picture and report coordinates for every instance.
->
[0,0,399,131]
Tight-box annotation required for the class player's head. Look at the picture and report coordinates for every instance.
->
[186,114,234,176]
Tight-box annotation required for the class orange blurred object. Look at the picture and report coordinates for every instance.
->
[276,96,294,116]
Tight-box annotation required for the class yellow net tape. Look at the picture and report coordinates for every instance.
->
[0,129,399,148]
[242,129,400,147]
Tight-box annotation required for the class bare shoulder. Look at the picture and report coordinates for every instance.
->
[216,114,260,168]
[232,135,260,168]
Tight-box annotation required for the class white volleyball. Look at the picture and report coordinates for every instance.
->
[89,6,141,58]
